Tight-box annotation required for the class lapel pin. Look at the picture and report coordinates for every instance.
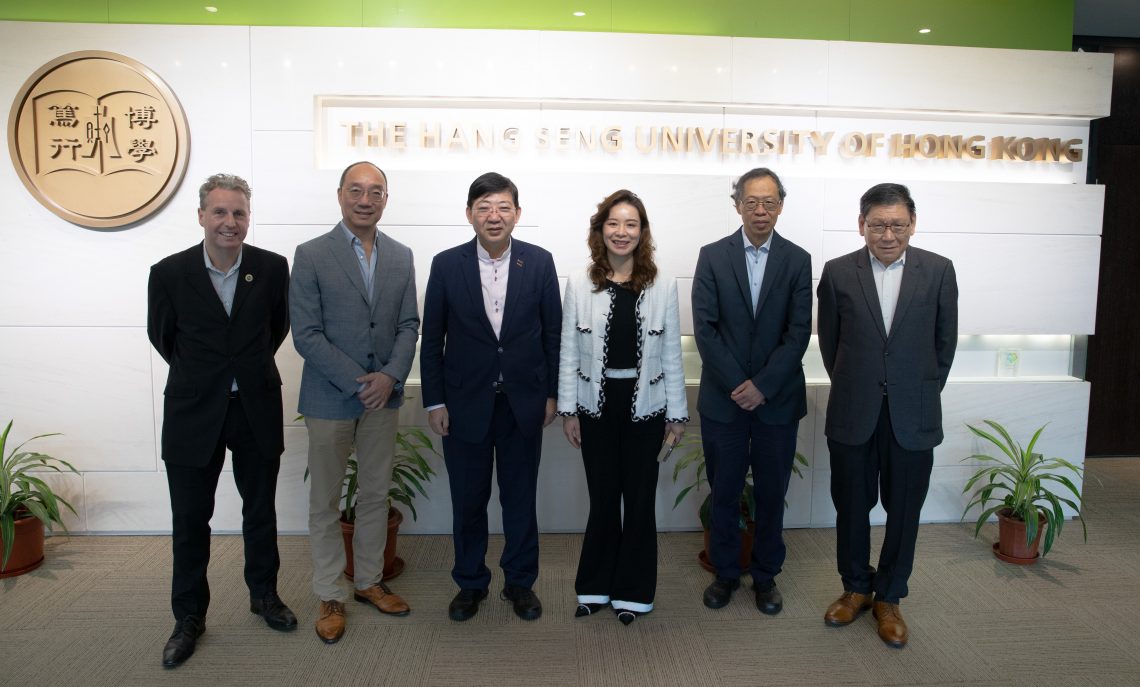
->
[244,273,253,282]
[516,258,524,268]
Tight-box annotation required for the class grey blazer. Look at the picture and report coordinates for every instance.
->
[817,245,958,451]
[290,224,419,420]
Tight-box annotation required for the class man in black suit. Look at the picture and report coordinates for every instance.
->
[692,168,812,615]
[148,173,295,668]
[420,172,561,622]
[817,182,958,648]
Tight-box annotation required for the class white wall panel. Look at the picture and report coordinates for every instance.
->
[730,38,830,106]
[250,27,546,131]
[827,42,1113,118]
[0,327,157,471]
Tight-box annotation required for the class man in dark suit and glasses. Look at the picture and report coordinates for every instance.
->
[692,167,813,615]
[148,173,295,668]
[420,172,562,622]
[817,182,958,648]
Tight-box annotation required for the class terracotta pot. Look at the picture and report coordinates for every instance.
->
[698,520,755,574]
[340,507,405,581]
[994,508,1045,564]
[0,512,46,578]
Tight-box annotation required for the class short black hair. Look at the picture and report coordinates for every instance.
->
[339,161,387,189]
[731,167,786,203]
[467,172,519,208]
[859,183,915,217]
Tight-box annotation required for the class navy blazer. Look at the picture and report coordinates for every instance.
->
[691,229,813,425]
[420,238,562,443]
[817,245,958,451]
[147,242,290,467]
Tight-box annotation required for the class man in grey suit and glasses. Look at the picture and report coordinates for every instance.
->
[291,161,419,644]
[817,182,957,649]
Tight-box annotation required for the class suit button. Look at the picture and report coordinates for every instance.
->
[370,322,375,328]
[497,347,503,353]
[367,353,374,359]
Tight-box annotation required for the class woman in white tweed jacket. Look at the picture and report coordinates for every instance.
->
[557,189,688,625]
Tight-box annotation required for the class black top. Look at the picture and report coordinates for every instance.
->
[606,280,638,369]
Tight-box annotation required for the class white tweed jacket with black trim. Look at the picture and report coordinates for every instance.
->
[556,269,689,423]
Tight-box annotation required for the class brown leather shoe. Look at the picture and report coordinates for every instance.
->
[354,583,411,616]
[315,600,346,644]
[872,600,908,648]
[824,591,873,626]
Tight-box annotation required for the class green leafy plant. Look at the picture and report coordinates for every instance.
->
[1,420,79,568]
[960,420,1086,557]
[303,426,441,523]
[671,430,808,529]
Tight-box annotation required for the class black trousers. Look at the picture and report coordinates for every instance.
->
[443,392,541,591]
[828,396,934,603]
[701,410,799,584]
[165,396,281,620]
[576,378,664,610]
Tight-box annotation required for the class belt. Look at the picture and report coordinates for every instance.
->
[604,368,637,379]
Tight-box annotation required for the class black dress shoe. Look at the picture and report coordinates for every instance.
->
[752,580,783,615]
[448,588,488,621]
[250,591,298,631]
[575,602,609,618]
[615,608,648,626]
[501,585,543,620]
[702,577,740,609]
[162,615,205,668]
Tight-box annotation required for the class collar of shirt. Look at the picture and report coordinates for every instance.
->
[339,221,378,252]
[476,238,512,264]
[869,249,907,271]
[202,243,242,277]
[740,227,773,255]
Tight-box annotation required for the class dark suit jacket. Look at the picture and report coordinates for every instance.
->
[420,238,562,443]
[817,245,958,451]
[692,229,813,425]
[148,242,290,467]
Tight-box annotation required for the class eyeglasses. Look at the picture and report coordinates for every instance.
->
[740,198,781,212]
[473,204,516,217]
[343,187,387,203]
[865,222,911,236]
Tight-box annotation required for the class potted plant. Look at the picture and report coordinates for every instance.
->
[1,420,79,577]
[305,426,441,581]
[671,430,808,573]
[961,419,1086,564]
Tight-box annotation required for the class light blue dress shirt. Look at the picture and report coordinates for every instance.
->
[741,227,773,313]
[341,222,378,305]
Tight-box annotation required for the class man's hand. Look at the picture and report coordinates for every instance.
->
[543,398,557,427]
[730,379,766,412]
[356,371,397,410]
[562,416,581,448]
[428,407,450,436]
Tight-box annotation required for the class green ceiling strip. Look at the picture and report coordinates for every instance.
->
[0,0,1075,51]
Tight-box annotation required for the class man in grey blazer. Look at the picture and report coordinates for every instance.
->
[692,168,812,615]
[291,161,420,644]
[817,182,958,648]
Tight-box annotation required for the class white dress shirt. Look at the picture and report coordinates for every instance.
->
[477,239,511,339]
[870,249,906,334]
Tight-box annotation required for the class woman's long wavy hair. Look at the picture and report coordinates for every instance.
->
[586,189,657,293]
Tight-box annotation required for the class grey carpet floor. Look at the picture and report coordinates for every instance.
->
[3,457,1140,686]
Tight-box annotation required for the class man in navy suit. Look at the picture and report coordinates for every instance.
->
[817,183,957,648]
[148,173,295,668]
[420,172,561,621]
[692,167,812,615]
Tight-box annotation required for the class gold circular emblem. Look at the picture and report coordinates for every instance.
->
[7,51,191,229]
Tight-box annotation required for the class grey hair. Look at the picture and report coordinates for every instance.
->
[199,173,252,209]
[731,167,787,203]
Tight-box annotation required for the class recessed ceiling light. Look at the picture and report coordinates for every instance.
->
[918,27,931,34]
[205,6,218,12]
[573,11,586,17]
